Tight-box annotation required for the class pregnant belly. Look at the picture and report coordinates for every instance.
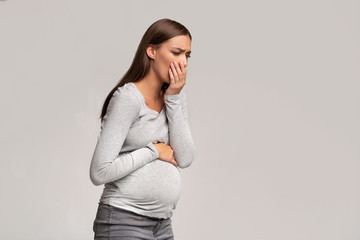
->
[114,159,182,207]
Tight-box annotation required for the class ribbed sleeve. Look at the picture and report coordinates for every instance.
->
[164,91,196,168]
[89,88,159,186]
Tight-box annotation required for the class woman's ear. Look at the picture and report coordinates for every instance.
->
[146,44,157,60]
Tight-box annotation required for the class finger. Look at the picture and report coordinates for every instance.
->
[170,63,178,76]
[179,61,186,73]
[169,67,175,84]
[176,62,185,84]
[169,156,177,166]
[174,61,182,75]
[170,63,178,85]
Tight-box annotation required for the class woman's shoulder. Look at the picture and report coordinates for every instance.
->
[108,82,142,111]
[114,82,140,99]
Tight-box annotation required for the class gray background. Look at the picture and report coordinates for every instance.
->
[1,0,359,239]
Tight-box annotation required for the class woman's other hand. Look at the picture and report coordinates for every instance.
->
[166,61,187,95]
[153,143,178,167]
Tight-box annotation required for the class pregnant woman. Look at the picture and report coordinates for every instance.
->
[90,18,196,240]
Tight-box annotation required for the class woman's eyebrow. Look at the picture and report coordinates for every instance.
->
[173,47,191,54]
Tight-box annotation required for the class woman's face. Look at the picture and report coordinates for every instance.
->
[149,35,192,84]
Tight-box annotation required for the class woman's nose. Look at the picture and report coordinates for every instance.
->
[181,58,188,68]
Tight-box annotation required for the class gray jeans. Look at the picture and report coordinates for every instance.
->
[93,203,175,240]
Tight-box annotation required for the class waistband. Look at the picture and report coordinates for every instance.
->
[98,202,166,221]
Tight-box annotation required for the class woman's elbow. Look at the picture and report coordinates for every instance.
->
[89,169,104,186]
[90,175,102,186]
[178,161,193,169]
[177,146,196,168]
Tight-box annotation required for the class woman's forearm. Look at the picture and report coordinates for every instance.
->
[164,91,196,168]
[90,142,159,186]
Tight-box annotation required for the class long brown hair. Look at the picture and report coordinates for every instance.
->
[99,18,192,121]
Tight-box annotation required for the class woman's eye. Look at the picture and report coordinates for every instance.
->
[172,52,191,59]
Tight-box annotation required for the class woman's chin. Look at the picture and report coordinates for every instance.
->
[163,77,170,84]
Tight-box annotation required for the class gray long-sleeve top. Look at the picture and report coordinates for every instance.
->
[89,82,196,219]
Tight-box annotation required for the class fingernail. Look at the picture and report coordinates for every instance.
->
[171,63,174,66]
